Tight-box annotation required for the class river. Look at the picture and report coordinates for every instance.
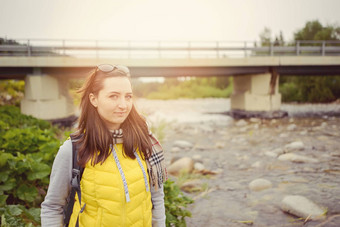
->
[136,98,340,226]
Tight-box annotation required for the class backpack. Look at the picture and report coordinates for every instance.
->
[63,133,85,227]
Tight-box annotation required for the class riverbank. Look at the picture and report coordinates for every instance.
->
[136,98,340,226]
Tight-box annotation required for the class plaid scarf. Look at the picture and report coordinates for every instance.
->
[112,130,167,191]
[146,133,168,190]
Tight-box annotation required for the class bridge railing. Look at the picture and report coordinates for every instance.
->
[1,39,340,58]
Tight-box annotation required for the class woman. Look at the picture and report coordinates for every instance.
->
[41,64,167,227]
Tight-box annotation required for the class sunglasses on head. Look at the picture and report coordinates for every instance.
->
[96,64,130,76]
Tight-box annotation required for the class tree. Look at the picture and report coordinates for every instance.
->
[0,37,20,45]
[259,27,272,46]
[294,20,340,41]
[277,31,285,45]
[279,20,340,103]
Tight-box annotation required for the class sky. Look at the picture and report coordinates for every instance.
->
[1,0,340,43]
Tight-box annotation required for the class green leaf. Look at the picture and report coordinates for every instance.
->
[0,205,26,227]
[17,185,38,202]
[27,162,51,181]
[24,207,41,224]
[39,141,60,159]
[2,129,16,140]
[0,194,8,206]
[1,214,8,226]
[30,152,43,163]
[0,170,10,182]
[0,178,16,192]
[0,152,13,168]
[7,205,23,216]
[14,158,32,175]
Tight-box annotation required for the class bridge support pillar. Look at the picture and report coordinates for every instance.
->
[230,73,287,118]
[21,74,75,121]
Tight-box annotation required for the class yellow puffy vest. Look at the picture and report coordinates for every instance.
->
[69,144,152,227]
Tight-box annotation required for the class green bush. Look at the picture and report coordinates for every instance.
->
[141,77,233,100]
[279,81,301,102]
[0,80,25,106]
[164,179,193,227]
[0,106,61,226]
[0,205,40,227]
[280,76,340,103]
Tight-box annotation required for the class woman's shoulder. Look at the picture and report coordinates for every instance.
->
[61,138,72,150]
[55,138,73,161]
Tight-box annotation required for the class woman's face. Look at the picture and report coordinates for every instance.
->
[89,76,133,130]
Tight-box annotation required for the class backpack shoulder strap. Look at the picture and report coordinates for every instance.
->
[63,133,85,227]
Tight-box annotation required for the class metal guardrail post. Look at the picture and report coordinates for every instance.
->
[62,40,65,55]
[216,41,219,58]
[296,41,300,56]
[158,41,161,58]
[128,41,131,59]
[322,41,325,56]
[244,41,247,57]
[188,41,191,59]
[270,42,274,56]
[27,39,31,56]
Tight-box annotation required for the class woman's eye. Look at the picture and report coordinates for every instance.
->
[126,95,133,100]
[110,95,118,99]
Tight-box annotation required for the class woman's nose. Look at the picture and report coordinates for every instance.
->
[118,97,127,109]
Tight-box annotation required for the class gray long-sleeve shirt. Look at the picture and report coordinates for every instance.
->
[41,139,166,227]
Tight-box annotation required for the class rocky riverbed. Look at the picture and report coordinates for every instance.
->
[136,98,340,227]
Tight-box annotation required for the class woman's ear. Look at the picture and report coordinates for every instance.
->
[89,93,98,108]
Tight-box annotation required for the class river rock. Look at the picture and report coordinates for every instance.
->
[281,195,326,220]
[236,119,247,127]
[287,124,297,131]
[279,133,289,138]
[251,161,261,168]
[170,156,181,164]
[249,178,272,191]
[250,117,260,123]
[168,157,194,175]
[180,179,202,193]
[272,148,284,155]
[300,130,308,135]
[265,151,278,158]
[194,162,205,171]
[239,126,248,132]
[192,154,202,162]
[173,140,194,149]
[284,141,305,152]
[231,137,246,144]
[199,125,214,133]
[171,147,181,153]
[278,153,318,163]
[215,142,225,149]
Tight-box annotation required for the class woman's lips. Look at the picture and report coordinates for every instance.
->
[115,112,126,116]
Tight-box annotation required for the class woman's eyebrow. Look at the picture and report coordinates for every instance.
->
[108,91,120,95]
[108,91,133,94]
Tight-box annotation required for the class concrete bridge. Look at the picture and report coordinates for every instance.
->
[1,39,340,120]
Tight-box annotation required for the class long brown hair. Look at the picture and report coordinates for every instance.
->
[75,68,152,167]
